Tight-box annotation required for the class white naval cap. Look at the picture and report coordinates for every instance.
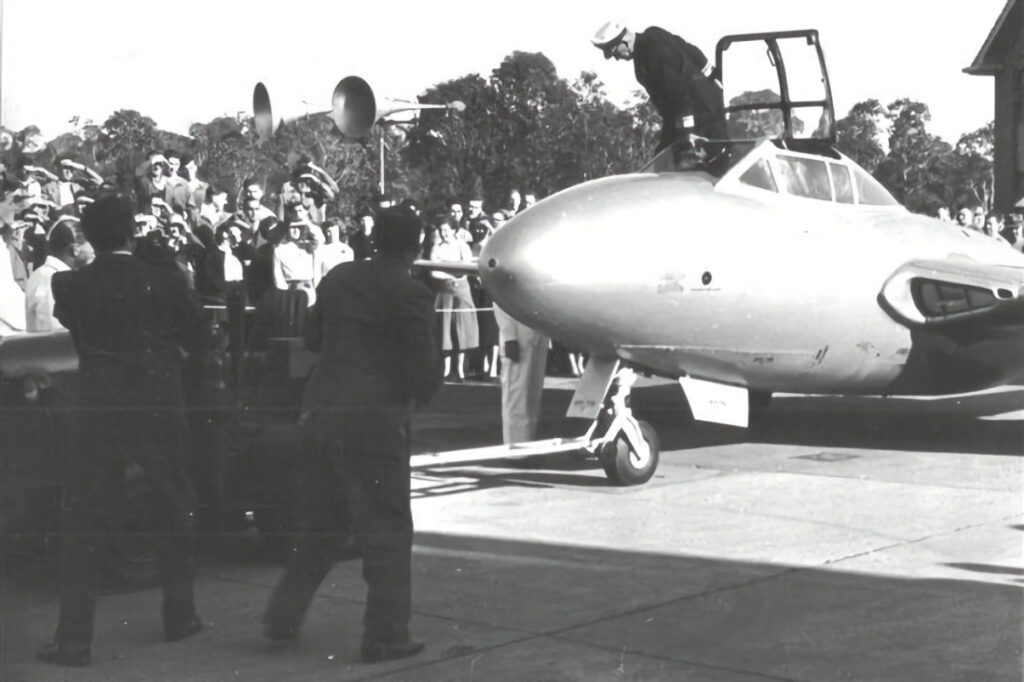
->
[591,20,628,48]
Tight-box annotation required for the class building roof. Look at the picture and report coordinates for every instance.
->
[964,0,1022,75]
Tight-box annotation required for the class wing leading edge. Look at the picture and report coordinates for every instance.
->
[412,259,480,277]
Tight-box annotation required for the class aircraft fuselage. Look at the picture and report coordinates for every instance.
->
[480,169,1024,396]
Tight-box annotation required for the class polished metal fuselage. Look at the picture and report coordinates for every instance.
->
[480,171,1024,395]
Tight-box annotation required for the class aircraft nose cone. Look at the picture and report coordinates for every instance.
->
[478,213,530,316]
[477,188,598,331]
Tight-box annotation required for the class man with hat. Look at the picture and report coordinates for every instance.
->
[234,177,279,247]
[263,207,441,663]
[162,149,195,217]
[45,158,103,209]
[591,21,727,155]
[135,151,175,212]
[37,193,205,667]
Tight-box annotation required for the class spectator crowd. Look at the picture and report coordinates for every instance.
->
[0,147,562,380]
[937,203,1024,249]
[3,144,1023,381]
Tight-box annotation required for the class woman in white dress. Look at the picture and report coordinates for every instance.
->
[430,219,478,380]
[272,219,318,307]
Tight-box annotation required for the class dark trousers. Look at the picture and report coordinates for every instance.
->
[265,439,413,644]
[55,418,197,647]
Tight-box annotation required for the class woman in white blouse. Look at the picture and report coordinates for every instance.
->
[315,219,354,285]
[430,219,478,380]
[273,219,318,307]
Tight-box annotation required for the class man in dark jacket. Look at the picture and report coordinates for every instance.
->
[592,21,727,153]
[263,206,442,663]
[37,193,206,668]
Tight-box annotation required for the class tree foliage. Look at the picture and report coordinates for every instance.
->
[873,99,956,214]
[950,122,995,210]
[13,54,1001,223]
[835,98,886,173]
[726,90,804,139]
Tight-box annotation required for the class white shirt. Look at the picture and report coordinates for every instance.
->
[25,255,69,332]
[430,237,473,284]
[0,241,26,334]
[431,237,473,263]
[56,182,76,208]
[273,241,315,287]
[223,250,244,282]
[316,241,354,284]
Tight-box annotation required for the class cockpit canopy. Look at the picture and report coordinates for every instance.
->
[722,140,899,206]
[640,28,897,208]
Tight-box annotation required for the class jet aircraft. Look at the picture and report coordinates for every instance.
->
[2,31,1021,488]
[416,30,1024,484]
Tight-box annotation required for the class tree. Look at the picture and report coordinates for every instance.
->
[571,75,652,179]
[948,122,995,211]
[726,90,804,139]
[874,99,953,214]
[96,110,159,194]
[403,73,499,212]
[488,52,580,198]
[835,99,887,173]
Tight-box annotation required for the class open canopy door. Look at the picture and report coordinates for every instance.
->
[715,30,836,144]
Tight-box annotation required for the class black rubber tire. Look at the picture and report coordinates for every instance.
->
[598,420,660,486]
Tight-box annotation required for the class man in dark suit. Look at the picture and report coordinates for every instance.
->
[263,206,442,663]
[592,21,726,154]
[37,193,206,667]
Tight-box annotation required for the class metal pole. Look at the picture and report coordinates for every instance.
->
[378,131,385,196]
[0,0,5,128]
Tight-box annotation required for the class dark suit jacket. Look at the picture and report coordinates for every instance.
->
[300,258,441,451]
[634,27,726,144]
[52,253,205,465]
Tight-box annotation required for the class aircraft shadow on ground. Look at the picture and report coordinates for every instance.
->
[630,385,1024,457]
[943,562,1024,577]
[3,530,1021,680]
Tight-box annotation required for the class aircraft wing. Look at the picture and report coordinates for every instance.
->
[412,259,480,276]
[0,330,78,379]
[880,259,1024,327]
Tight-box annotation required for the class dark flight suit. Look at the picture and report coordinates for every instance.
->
[633,26,727,152]
[264,257,441,646]
[50,252,205,649]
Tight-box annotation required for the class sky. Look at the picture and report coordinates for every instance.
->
[0,0,1010,144]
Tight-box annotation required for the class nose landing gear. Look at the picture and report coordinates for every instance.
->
[408,358,662,486]
[590,366,661,486]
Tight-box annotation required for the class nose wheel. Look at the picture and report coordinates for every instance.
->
[586,365,661,486]
[597,419,660,485]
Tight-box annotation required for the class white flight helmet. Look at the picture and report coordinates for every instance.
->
[591,20,628,57]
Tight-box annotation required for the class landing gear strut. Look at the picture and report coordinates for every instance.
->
[409,360,662,486]
[588,367,660,486]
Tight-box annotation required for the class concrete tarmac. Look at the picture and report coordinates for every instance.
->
[2,379,1022,681]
